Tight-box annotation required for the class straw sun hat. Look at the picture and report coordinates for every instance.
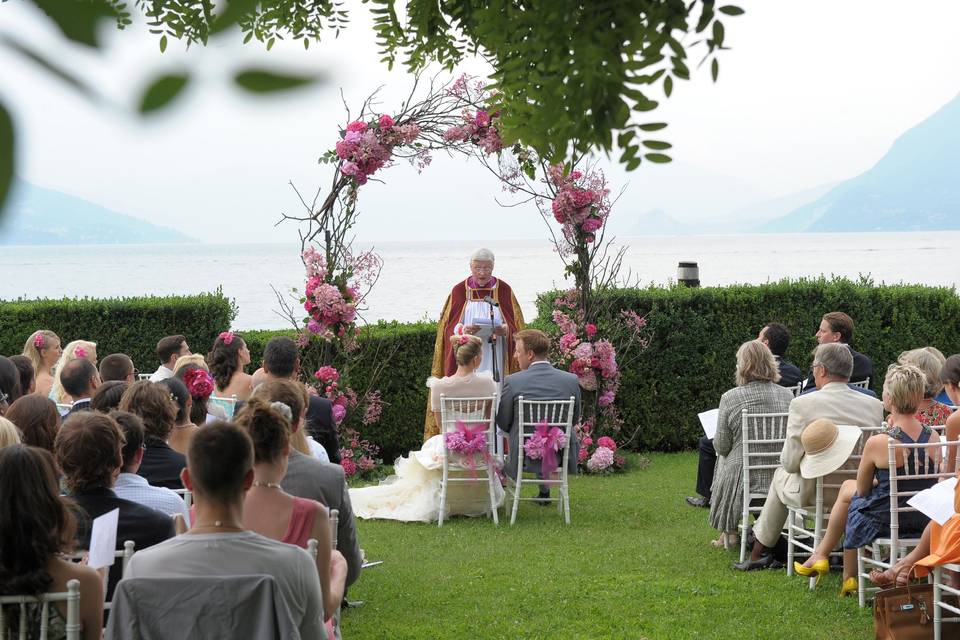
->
[799,418,861,479]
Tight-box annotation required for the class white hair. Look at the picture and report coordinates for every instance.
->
[470,248,495,264]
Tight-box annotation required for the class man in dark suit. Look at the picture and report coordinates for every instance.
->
[496,329,581,503]
[60,358,100,414]
[799,311,873,391]
[259,337,340,463]
[55,411,175,599]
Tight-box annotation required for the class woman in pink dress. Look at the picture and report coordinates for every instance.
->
[232,397,347,630]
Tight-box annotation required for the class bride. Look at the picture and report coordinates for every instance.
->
[350,335,505,522]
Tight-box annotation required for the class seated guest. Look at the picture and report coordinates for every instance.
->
[0,445,104,639]
[758,322,803,388]
[234,398,347,626]
[939,354,960,472]
[50,340,97,404]
[794,365,939,595]
[496,329,582,501]
[260,336,340,463]
[160,377,200,455]
[99,353,136,383]
[208,331,254,401]
[4,394,60,451]
[252,379,363,589]
[175,364,224,422]
[708,341,794,547]
[119,381,185,490]
[172,353,209,376]
[55,411,175,597]
[111,410,190,525]
[10,354,36,395]
[90,380,128,412]
[125,422,328,639]
[0,355,22,416]
[0,417,20,447]
[800,311,873,391]
[735,342,883,570]
[59,359,100,414]
[898,347,953,426]
[22,329,62,397]
[149,335,190,382]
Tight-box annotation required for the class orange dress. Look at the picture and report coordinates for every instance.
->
[912,481,960,577]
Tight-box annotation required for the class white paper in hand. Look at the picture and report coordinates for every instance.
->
[907,477,958,526]
[698,408,719,440]
[87,508,120,569]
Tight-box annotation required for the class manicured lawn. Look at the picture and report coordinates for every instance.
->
[341,452,873,639]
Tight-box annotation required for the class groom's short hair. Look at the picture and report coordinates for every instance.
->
[263,337,299,378]
[515,329,550,358]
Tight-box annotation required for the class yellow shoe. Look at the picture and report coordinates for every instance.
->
[793,559,830,585]
[840,576,858,597]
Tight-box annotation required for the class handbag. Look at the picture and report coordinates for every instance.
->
[872,583,934,640]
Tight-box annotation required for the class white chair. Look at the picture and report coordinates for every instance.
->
[209,394,238,419]
[0,579,81,640]
[506,396,576,526]
[55,403,72,416]
[856,438,958,607]
[788,383,804,398]
[438,393,501,527]
[850,378,871,390]
[136,373,152,381]
[933,563,960,640]
[738,410,789,562]
[786,425,878,589]
[67,540,136,611]
[173,487,193,510]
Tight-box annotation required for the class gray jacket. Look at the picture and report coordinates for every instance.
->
[282,450,363,587]
[496,361,582,479]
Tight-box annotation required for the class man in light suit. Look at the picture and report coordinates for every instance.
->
[496,329,581,503]
[734,342,883,570]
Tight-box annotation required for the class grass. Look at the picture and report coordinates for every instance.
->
[340,452,874,639]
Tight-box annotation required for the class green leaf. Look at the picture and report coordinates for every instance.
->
[642,140,672,151]
[719,6,746,16]
[32,0,119,47]
[0,101,13,221]
[644,153,672,163]
[625,157,642,171]
[663,75,673,98]
[138,73,190,114]
[233,69,318,93]
[159,35,168,53]
[713,21,725,48]
[711,58,720,82]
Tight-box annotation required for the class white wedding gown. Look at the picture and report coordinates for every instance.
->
[349,373,505,523]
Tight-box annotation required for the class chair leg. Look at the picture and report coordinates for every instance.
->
[438,472,447,528]
[563,481,570,525]
[510,478,521,525]
[786,511,795,577]
[487,469,499,526]
[739,517,748,564]
[857,547,866,608]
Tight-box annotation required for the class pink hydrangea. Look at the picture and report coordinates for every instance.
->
[597,436,617,451]
[598,390,616,407]
[332,404,346,424]
[314,366,340,384]
[559,332,579,352]
[586,446,615,472]
[358,456,376,471]
[581,217,603,233]
[340,457,358,477]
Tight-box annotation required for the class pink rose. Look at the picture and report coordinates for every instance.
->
[346,120,367,133]
[578,448,589,463]
[597,436,617,451]
[475,110,490,128]
[585,323,597,338]
[582,436,593,447]
[332,404,346,424]
[341,458,357,477]
[314,366,340,383]
[335,140,355,159]
[378,114,395,129]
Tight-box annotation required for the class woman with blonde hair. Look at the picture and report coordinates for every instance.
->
[708,340,794,548]
[49,340,97,404]
[171,353,209,376]
[22,330,62,397]
[0,417,21,448]
[898,347,952,426]
[795,363,940,594]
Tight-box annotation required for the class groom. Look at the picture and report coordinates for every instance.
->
[496,329,581,502]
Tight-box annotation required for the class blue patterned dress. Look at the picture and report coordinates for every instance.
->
[843,426,936,549]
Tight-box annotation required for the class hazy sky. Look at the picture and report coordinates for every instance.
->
[2,0,959,243]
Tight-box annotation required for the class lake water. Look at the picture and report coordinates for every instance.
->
[1,232,957,329]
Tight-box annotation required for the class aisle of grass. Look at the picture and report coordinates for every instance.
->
[341,452,873,639]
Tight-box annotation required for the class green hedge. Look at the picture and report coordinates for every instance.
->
[537,277,960,451]
[0,293,236,375]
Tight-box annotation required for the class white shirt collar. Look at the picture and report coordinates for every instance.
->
[528,360,551,367]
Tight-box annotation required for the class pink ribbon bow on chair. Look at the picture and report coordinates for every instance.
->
[524,420,568,479]
[444,420,490,477]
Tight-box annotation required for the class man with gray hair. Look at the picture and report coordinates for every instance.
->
[734,342,883,570]
[423,247,526,439]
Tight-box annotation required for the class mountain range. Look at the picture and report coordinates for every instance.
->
[0,180,193,245]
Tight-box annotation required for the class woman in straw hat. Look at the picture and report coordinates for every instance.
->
[707,340,794,548]
[794,364,940,595]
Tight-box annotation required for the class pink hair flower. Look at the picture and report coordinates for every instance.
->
[219,331,234,345]
[33,333,44,348]
[184,368,215,399]
[74,346,87,359]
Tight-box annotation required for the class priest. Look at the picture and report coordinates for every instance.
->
[423,248,525,440]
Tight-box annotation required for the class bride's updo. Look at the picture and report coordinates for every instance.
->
[452,334,483,366]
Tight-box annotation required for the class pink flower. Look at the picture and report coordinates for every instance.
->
[33,333,44,348]
[598,390,615,407]
[218,331,234,345]
[74,346,87,359]
[184,368,214,399]
[597,436,617,451]
[378,114,395,129]
[578,448,589,463]
[558,332,579,353]
[582,436,593,448]
[314,366,340,384]
[581,217,603,233]
[335,140,355,159]
[332,404,346,424]
[475,110,490,127]
[586,446,615,472]
[584,323,597,338]
[340,458,358,477]
[346,120,367,133]
[343,130,362,145]
[614,454,626,468]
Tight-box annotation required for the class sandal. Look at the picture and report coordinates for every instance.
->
[710,533,740,549]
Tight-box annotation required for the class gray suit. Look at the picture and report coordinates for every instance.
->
[496,361,582,480]
[282,449,363,587]
[752,381,883,548]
